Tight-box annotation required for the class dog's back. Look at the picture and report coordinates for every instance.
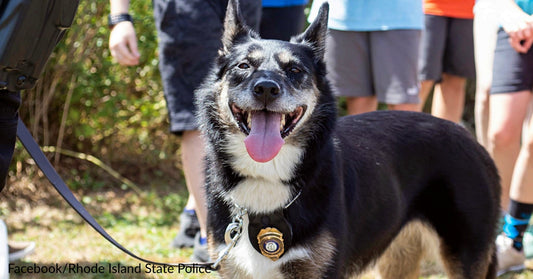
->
[334,111,500,278]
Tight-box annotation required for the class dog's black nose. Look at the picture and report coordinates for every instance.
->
[253,80,281,104]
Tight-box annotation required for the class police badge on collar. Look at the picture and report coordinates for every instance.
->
[257,227,285,261]
[248,210,292,261]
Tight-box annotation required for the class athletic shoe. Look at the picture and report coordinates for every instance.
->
[171,210,200,248]
[524,231,533,258]
[190,232,210,263]
[8,241,35,262]
[496,233,526,276]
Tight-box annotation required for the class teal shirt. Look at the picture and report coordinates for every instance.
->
[516,0,533,15]
[309,0,424,31]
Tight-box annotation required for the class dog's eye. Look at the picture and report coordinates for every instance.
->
[237,63,250,69]
[289,66,302,74]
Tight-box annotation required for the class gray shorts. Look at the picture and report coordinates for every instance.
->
[325,29,421,104]
[419,15,476,81]
[153,0,261,133]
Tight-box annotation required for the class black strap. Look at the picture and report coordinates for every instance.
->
[16,118,216,271]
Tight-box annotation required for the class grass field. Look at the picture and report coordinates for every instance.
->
[2,176,533,279]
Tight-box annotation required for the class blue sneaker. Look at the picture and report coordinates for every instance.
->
[190,232,209,263]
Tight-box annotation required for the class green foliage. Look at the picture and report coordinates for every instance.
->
[21,0,164,154]
[14,0,184,189]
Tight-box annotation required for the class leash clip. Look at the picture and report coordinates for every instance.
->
[211,206,247,270]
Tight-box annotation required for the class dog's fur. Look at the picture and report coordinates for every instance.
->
[195,1,500,278]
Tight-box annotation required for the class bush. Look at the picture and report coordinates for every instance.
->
[14,1,183,189]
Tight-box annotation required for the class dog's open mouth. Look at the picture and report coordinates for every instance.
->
[230,104,306,162]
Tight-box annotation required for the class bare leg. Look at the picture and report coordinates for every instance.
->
[345,96,378,115]
[473,4,499,147]
[419,80,435,111]
[510,102,533,203]
[388,103,420,112]
[181,130,207,237]
[488,91,531,210]
[431,73,466,123]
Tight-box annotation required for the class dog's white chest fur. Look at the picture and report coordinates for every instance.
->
[220,134,310,277]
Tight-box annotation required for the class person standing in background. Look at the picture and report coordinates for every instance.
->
[486,0,533,275]
[418,0,476,123]
[308,0,424,115]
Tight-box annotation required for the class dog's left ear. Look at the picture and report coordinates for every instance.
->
[290,2,329,60]
[221,0,258,54]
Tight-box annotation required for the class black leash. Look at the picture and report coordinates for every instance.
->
[16,118,218,271]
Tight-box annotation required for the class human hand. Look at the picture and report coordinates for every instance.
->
[109,21,140,66]
[501,11,533,53]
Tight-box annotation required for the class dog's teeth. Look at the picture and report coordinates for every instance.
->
[247,112,252,129]
[281,114,286,130]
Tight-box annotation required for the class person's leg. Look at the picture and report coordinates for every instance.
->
[488,91,531,210]
[489,26,533,210]
[419,80,435,110]
[345,96,378,115]
[418,15,447,109]
[325,30,375,115]
[370,29,421,111]
[499,109,533,267]
[509,104,533,203]
[473,1,500,147]
[433,18,475,123]
[180,130,207,238]
[431,73,466,123]
[388,103,419,111]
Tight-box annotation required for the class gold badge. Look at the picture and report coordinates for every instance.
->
[257,227,284,261]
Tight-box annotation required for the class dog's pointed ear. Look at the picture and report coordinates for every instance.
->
[221,0,257,54]
[290,2,329,60]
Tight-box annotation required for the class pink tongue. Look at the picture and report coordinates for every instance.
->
[244,111,285,163]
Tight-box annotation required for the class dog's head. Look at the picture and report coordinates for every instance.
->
[197,0,333,165]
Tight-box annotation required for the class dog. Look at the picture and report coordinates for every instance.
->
[195,1,500,278]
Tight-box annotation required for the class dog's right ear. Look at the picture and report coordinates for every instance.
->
[290,2,329,61]
[221,0,256,54]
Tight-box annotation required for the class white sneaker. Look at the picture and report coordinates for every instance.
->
[496,234,526,276]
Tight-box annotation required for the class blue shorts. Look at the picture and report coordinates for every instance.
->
[153,0,261,134]
[491,28,533,94]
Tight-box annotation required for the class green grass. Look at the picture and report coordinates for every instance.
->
[4,179,533,279]
[2,175,217,279]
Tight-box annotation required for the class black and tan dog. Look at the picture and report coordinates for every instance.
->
[195,1,500,278]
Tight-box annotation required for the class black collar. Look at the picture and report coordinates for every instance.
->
[242,189,301,261]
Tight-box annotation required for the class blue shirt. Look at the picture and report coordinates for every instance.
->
[308,0,424,31]
[262,0,308,7]
[516,0,533,15]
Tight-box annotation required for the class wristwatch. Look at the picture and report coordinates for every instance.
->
[108,13,133,29]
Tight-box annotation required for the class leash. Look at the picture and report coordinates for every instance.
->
[15,118,220,271]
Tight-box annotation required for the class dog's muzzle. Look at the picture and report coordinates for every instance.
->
[253,80,281,105]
